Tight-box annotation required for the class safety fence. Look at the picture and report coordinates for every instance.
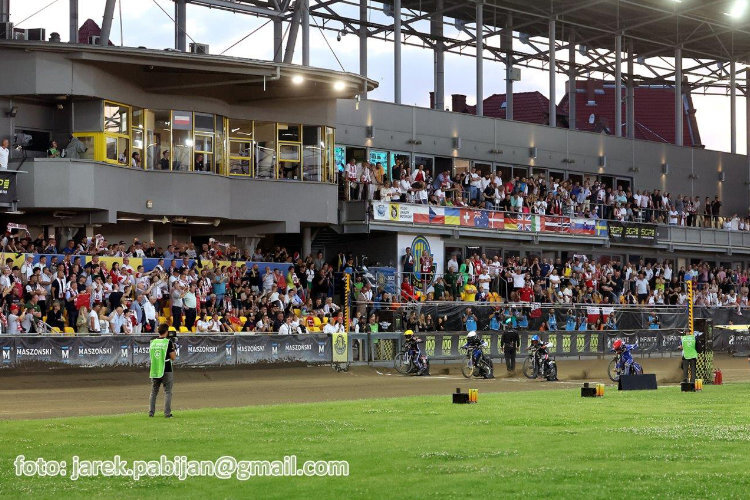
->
[1,326,746,369]
[0,334,332,368]
[351,303,689,332]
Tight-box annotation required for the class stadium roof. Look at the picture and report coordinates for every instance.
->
[186,0,750,93]
[389,0,750,62]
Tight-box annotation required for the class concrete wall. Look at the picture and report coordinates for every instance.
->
[336,99,750,217]
[16,159,338,231]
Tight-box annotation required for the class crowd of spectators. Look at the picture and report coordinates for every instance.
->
[345,159,744,230]
[0,231,348,335]
[396,250,749,310]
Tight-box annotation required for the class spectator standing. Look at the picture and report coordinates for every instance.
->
[183,283,197,331]
[0,138,9,169]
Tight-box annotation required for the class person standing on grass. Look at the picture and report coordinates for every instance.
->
[680,330,698,384]
[149,324,176,418]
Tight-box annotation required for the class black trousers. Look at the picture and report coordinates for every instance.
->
[683,357,697,383]
[184,308,197,330]
[171,306,183,328]
[504,348,516,371]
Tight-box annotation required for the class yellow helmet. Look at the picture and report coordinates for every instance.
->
[168,326,177,332]
[404,329,414,336]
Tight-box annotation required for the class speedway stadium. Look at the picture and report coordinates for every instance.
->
[2,0,750,498]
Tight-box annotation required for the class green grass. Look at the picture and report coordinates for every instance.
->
[2,384,750,499]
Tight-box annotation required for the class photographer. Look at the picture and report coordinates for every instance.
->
[149,324,176,418]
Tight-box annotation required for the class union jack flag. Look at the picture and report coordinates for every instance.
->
[516,214,532,231]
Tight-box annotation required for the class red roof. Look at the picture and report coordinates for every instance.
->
[464,92,552,125]
[557,79,701,146]
[77,19,114,46]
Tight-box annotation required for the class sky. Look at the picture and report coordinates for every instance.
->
[9,0,745,154]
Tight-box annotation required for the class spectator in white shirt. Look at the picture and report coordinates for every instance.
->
[0,139,9,169]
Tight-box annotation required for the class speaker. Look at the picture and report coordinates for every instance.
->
[618,374,658,391]
[581,387,597,397]
[681,382,696,392]
[452,393,470,404]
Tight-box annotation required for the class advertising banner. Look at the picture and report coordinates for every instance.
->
[608,221,656,244]
[0,171,17,205]
[235,335,273,364]
[0,335,15,367]
[15,336,75,364]
[175,335,235,366]
[332,333,348,363]
[72,335,128,367]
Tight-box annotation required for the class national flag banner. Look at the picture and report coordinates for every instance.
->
[504,215,518,231]
[529,302,542,318]
[459,209,475,227]
[595,219,608,237]
[542,215,570,233]
[530,214,542,232]
[444,207,460,225]
[473,210,489,228]
[570,217,596,235]
[412,205,429,224]
[488,211,504,229]
[429,206,445,225]
[504,214,533,232]
[586,306,603,324]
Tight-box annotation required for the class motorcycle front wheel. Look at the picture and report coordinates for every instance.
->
[522,356,537,379]
[607,358,620,382]
[461,358,474,378]
[394,352,411,375]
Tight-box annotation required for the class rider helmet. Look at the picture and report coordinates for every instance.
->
[531,334,539,342]
[613,339,623,351]
[467,331,477,338]
[404,329,414,336]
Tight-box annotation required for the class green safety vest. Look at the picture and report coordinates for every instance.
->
[681,335,698,360]
[149,338,170,379]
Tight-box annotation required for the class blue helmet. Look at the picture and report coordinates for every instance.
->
[531,335,540,341]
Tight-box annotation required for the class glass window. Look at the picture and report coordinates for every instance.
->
[255,121,276,178]
[512,166,529,179]
[172,132,192,171]
[215,116,226,175]
[324,127,335,183]
[568,172,583,186]
[106,136,130,164]
[229,119,253,139]
[131,109,144,168]
[303,126,323,182]
[414,155,435,180]
[150,110,171,171]
[194,113,215,132]
[73,136,95,160]
[104,102,129,134]
[194,133,214,173]
[496,164,512,185]
[277,123,300,142]
[229,140,252,175]
[279,143,301,179]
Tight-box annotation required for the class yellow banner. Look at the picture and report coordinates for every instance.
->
[332,332,348,363]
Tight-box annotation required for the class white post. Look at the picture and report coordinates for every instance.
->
[675,46,683,146]
[548,19,556,127]
[394,0,402,104]
[476,1,484,117]
[615,34,622,137]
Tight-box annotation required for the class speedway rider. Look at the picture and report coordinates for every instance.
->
[462,331,489,374]
[612,339,638,375]
[403,329,428,376]
[529,334,552,376]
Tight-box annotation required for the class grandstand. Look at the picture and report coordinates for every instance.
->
[0,0,750,336]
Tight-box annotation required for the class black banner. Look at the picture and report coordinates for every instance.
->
[0,171,17,205]
[175,335,235,366]
[0,335,14,367]
[608,221,657,245]
[235,335,273,364]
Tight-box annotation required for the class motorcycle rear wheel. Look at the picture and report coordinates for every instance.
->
[522,357,537,379]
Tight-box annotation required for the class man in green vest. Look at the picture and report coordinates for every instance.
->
[149,324,176,418]
[680,330,698,384]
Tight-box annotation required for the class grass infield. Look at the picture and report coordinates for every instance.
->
[2,383,750,499]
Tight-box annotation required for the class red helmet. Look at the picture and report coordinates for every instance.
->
[613,339,623,351]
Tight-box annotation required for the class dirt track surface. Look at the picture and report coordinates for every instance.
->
[1,355,748,420]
